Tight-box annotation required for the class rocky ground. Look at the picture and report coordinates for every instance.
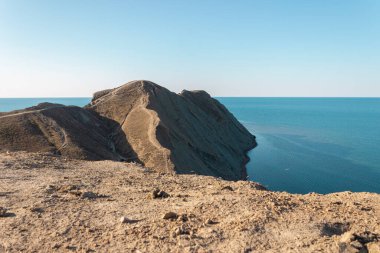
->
[0,152,379,253]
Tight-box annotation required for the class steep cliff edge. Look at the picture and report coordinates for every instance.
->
[0,81,256,180]
[87,80,256,180]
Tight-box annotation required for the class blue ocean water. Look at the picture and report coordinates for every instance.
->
[1,97,379,194]
[217,98,380,194]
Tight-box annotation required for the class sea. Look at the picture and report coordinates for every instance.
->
[1,97,379,194]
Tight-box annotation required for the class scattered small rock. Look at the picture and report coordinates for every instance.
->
[243,248,253,253]
[51,243,61,249]
[162,212,178,220]
[361,206,373,211]
[178,214,188,222]
[248,182,267,191]
[367,242,380,253]
[0,207,7,217]
[320,222,350,236]
[221,186,233,191]
[30,207,44,213]
[58,185,82,196]
[172,224,191,238]
[205,219,218,225]
[355,231,380,245]
[120,216,139,224]
[120,216,131,224]
[152,189,170,199]
[350,240,364,249]
[340,231,380,253]
[81,191,98,199]
[45,185,57,194]
[340,232,355,244]
[176,194,189,198]
[65,245,77,251]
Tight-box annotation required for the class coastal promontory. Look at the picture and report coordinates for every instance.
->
[0,80,256,180]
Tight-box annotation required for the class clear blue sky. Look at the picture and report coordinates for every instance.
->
[1,0,379,97]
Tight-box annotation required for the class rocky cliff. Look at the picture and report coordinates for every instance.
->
[0,81,256,180]
[87,80,256,180]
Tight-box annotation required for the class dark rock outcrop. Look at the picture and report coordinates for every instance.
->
[0,80,256,180]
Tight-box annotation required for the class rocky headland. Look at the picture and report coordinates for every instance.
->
[0,80,256,180]
[0,81,379,252]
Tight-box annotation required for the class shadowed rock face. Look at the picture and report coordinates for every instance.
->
[0,80,256,180]
[87,80,256,180]
[0,103,128,160]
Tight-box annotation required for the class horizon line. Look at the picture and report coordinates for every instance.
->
[1,96,380,99]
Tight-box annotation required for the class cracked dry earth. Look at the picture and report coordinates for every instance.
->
[0,152,379,253]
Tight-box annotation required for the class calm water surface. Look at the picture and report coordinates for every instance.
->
[218,98,380,194]
[1,97,379,194]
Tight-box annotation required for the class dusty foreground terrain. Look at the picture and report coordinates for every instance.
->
[0,152,379,253]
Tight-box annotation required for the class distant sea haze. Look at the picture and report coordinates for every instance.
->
[1,97,380,194]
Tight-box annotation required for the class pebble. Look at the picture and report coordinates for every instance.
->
[179,214,188,222]
[340,232,355,243]
[81,191,98,199]
[30,207,44,213]
[45,185,57,194]
[162,212,178,220]
[152,189,169,199]
[0,207,7,217]
[350,240,364,250]
[221,186,233,191]
[172,224,191,238]
[367,242,380,253]
[205,219,218,225]
[120,216,132,224]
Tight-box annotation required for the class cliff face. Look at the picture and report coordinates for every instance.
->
[0,80,256,180]
[87,80,256,180]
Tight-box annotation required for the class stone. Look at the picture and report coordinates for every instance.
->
[221,186,234,191]
[179,214,188,222]
[205,219,218,225]
[350,240,364,250]
[0,207,7,217]
[45,185,57,194]
[162,212,178,220]
[30,207,44,213]
[172,225,191,238]
[152,189,169,199]
[120,216,131,224]
[367,242,380,253]
[341,232,355,243]
[81,191,98,199]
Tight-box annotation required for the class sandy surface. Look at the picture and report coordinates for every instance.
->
[0,152,379,252]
